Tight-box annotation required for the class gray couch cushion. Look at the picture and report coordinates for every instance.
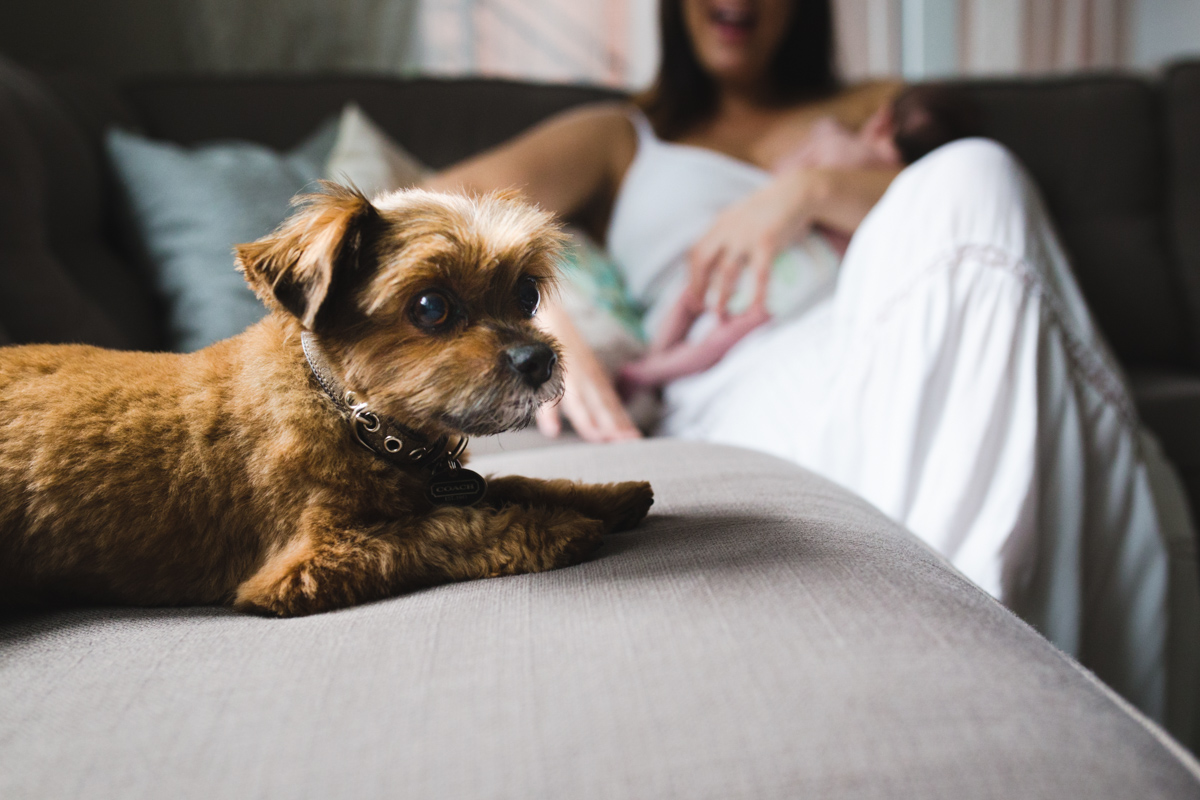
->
[1,440,1196,799]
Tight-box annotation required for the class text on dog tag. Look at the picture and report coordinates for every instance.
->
[427,468,487,507]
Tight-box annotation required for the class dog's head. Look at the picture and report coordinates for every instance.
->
[236,183,566,437]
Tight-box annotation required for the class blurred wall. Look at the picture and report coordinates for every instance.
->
[416,0,653,88]
[1129,0,1200,69]
[1,0,1197,87]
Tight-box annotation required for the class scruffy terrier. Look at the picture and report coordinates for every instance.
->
[0,184,653,617]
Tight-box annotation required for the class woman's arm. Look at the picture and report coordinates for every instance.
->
[795,166,901,234]
[424,103,636,220]
[687,165,901,315]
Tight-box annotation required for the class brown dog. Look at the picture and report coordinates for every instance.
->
[0,184,653,616]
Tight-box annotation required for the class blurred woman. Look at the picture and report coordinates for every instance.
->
[427,0,1199,742]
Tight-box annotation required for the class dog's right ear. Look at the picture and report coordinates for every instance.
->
[236,182,378,329]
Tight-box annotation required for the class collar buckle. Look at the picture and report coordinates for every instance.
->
[301,331,465,476]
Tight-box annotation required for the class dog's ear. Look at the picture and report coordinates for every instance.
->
[236,182,379,329]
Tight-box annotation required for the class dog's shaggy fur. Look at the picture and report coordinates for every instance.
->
[0,184,653,616]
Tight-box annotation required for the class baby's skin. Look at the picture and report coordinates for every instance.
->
[618,104,901,394]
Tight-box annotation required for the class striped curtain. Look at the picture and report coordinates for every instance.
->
[414,0,1129,88]
[961,0,1123,74]
[835,0,1125,79]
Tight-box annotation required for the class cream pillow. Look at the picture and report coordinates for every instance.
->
[324,103,430,198]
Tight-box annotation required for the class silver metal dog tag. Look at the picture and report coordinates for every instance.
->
[426,468,487,507]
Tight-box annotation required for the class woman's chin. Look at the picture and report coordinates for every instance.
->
[692,36,771,86]
[702,58,768,90]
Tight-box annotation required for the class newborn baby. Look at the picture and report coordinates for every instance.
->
[619,85,979,393]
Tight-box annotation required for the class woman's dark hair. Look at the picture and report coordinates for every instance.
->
[638,0,839,140]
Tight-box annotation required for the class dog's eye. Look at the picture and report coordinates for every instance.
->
[410,291,451,329]
[516,277,540,317]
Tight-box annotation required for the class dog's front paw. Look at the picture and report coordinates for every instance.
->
[595,481,654,533]
[548,514,606,568]
[480,475,654,534]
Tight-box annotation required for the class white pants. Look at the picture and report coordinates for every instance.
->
[661,139,1200,744]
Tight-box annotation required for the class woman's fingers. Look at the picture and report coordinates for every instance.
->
[686,239,723,304]
[748,245,774,311]
[710,250,746,318]
[561,381,640,442]
[559,391,597,440]
[579,378,642,441]
[550,356,642,443]
[712,235,777,317]
[651,289,704,352]
[533,298,639,443]
[693,221,784,317]
[536,403,562,438]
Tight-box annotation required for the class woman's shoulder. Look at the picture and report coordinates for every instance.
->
[534,101,641,168]
[527,101,640,153]
[542,101,642,133]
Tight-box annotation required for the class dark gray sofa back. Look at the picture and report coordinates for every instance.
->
[958,76,1188,369]
[119,75,622,169]
[0,57,161,349]
[4,58,1200,372]
[1166,63,1200,365]
[110,72,1200,371]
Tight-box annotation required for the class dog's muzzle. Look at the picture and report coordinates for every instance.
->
[504,343,557,389]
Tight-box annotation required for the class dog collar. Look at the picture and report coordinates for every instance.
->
[300,332,487,506]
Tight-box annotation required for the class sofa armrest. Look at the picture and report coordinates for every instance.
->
[1133,370,1200,471]
[1132,372,1200,532]
[2,440,1196,798]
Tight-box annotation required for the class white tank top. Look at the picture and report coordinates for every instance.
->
[605,110,839,335]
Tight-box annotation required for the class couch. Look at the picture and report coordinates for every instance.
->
[5,62,1200,514]
[3,55,1200,797]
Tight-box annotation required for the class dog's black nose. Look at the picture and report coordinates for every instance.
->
[505,344,557,388]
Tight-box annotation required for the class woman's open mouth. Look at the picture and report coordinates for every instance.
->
[708,2,757,42]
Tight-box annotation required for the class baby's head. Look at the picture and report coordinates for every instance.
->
[861,84,981,166]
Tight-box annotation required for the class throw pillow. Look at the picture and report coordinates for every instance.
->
[324,102,430,199]
[556,228,647,373]
[106,120,337,352]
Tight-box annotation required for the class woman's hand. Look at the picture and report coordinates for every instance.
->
[687,168,820,316]
[687,163,901,316]
[535,301,642,443]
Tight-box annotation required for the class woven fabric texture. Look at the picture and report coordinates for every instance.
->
[1,440,1197,799]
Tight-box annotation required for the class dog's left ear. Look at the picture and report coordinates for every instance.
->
[236,182,378,329]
